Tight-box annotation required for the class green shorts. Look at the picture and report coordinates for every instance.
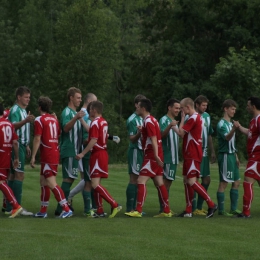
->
[11,143,26,174]
[82,153,91,182]
[218,153,240,182]
[163,163,177,181]
[127,148,144,175]
[62,157,79,179]
[200,156,210,178]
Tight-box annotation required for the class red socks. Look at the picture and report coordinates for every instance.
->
[94,185,117,209]
[0,182,19,209]
[243,181,253,216]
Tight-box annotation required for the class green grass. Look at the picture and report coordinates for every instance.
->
[0,164,259,259]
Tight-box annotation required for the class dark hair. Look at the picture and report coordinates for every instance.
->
[67,87,81,101]
[91,100,103,114]
[139,98,152,113]
[222,99,237,110]
[248,97,260,110]
[134,94,146,104]
[0,103,4,116]
[15,86,30,99]
[194,95,209,105]
[166,98,180,110]
[87,101,93,114]
[38,96,52,113]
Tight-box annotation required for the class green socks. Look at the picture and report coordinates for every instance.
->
[197,184,209,210]
[230,189,239,211]
[126,183,137,212]
[83,190,91,213]
[192,192,197,212]
[217,192,225,212]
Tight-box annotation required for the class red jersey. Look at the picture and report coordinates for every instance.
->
[182,113,203,162]
[3,109,10,119]
[0,117,18,169]
[247,115,260,162]
[34,114,60,164]
[89,117,108,152]
[141,115,163,159]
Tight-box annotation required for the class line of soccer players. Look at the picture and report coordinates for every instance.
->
[1,87,260,219]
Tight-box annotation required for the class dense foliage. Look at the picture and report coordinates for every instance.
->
[1,0,260,162]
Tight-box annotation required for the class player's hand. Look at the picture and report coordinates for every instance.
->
[26,111,35,123]
[233,120,240,129]
[30,158,35,168]
[137,125,142,133]
[52,112,57,119]
[75,153,84,160]
[13,159,19,169]
[26,146,31,157]
[76,110,85,119]
[211,153,216,164]
[170,120,179,128]
[113,136,120,144]
[155,155,163,167]
[236,158,240,168]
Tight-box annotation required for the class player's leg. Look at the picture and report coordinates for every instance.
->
[90,151,121,218]
[195,156,210,215]
[82,167,92,216]
[55,157,78,215]
[0,169,22,216]
[153,175,171,216]
[229,155,241,215]
[34,173,50,218]
[158,163,175,213]
[126,148,142,213]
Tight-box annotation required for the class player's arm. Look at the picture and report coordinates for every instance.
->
[79,118,90,132]
[63,110,85,133]
[208,135,216,163]
[225,121,240,141]
[238,125,249,135]
[12,111,35,129]
[150,136,163,167]
[30,135,41,168]
[161,120,178,139]
[12,140,19,169]
[172,112,185,138]
[75,138,97,160]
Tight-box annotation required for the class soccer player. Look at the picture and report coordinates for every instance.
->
[30,96,72,218]
[158,98,180,213]
[216,99,241,216]
[54,87,86,215]
[125,98,172,218]
[236,97,260,218]
[68,94,120,216]
[125,94,145,213]
[193,95,216,216]
[0,103,23,218]
[6,86,35,216]
[76,101,122,218]
[173,98,217,218]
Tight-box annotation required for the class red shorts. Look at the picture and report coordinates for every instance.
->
[41,163,58,178]
[245,161,260,180]
[139,159,163,178]
[183,159,200,178]
[0,169,9,181]
[89,150,108,179]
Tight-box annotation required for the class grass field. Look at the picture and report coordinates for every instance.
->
[1,163,259,260]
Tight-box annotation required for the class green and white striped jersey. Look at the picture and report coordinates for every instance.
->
[8,104,30,145]
[60,107,82,158]
[201,112,214,156]
[217,118,237,154]
[159,115,179,164]
[126,112,143,150]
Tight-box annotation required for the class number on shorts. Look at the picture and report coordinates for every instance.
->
[2,125,12,143]
[227,171,233,179]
